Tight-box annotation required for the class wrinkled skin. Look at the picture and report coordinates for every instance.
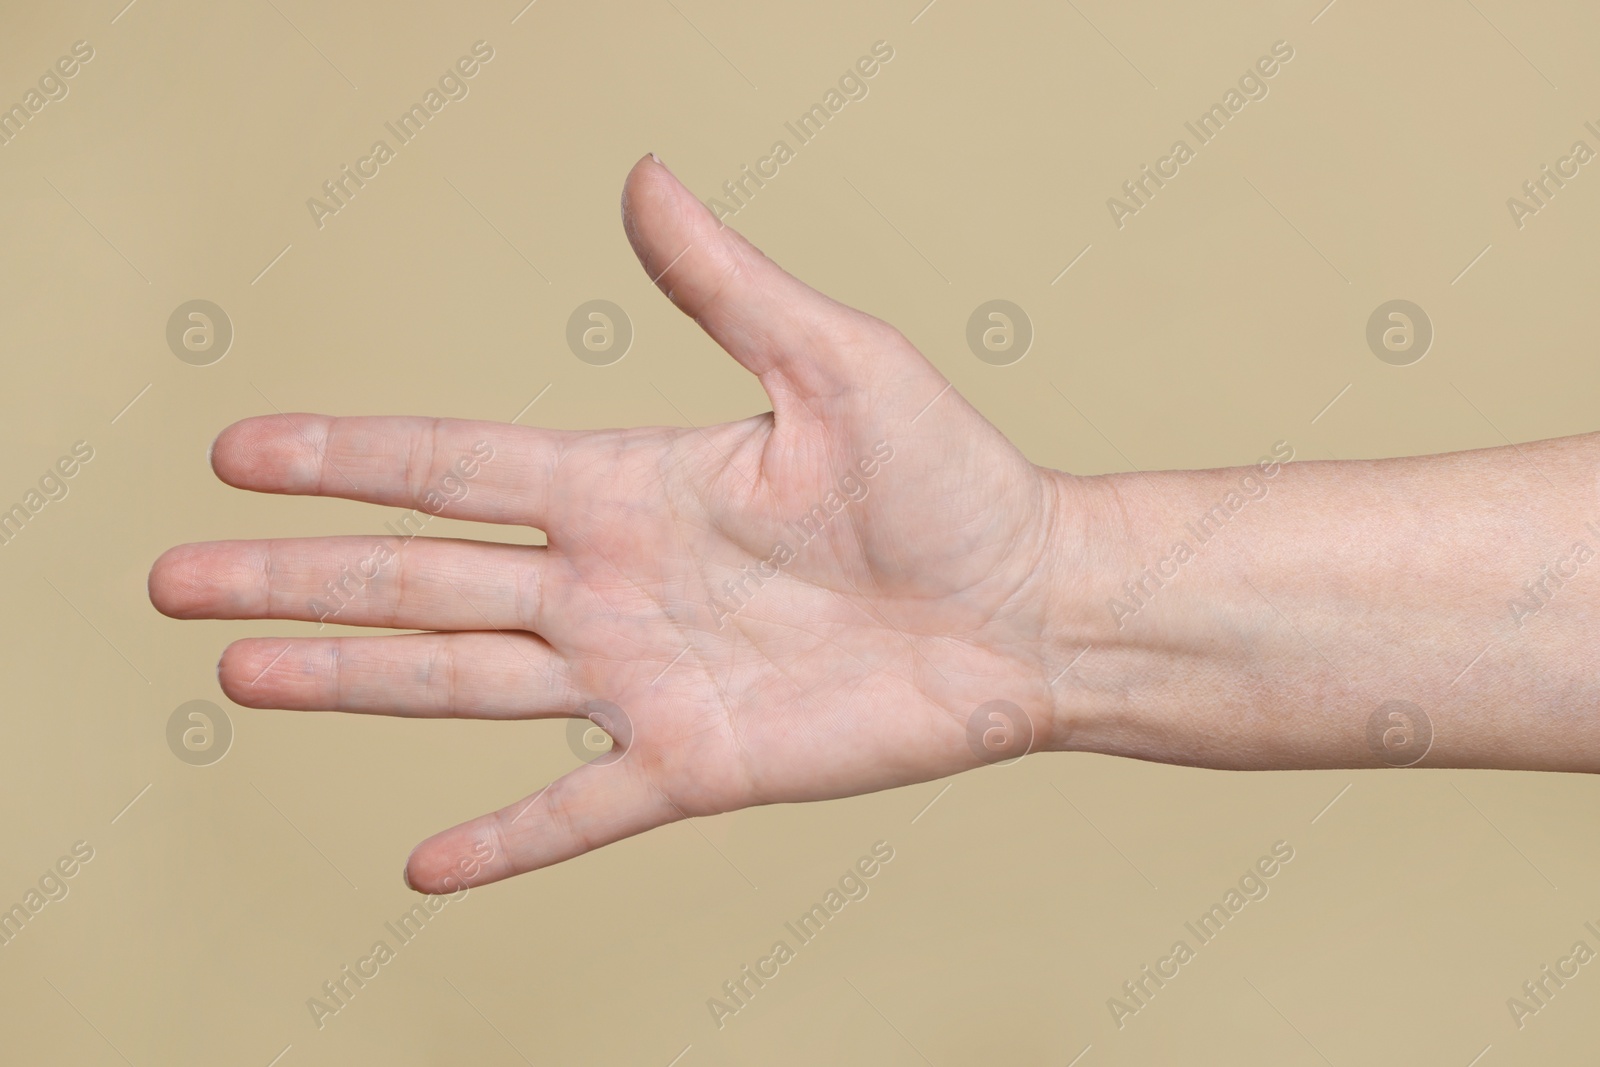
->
[149,156,1100,891]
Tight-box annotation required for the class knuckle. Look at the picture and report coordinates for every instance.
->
[515,559,544,631]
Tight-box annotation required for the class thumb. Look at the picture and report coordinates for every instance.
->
[620,153,899,408]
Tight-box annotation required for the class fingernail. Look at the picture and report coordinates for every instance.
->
[649,151,667,170]
[403,843,426,892]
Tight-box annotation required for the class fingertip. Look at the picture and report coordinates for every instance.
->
[404,826,506,895]
[615,147,889,401]
[147,543,198,618]
[147,547,174,615]
[622,153,652,205]
[621,152,675,239]
[402,845,421,893]
[207,419,250,488]
[216,639,284,707]
[209,414,326,492]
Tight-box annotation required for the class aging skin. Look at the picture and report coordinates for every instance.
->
[148,155,1600,893]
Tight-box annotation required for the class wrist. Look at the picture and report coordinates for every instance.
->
[1033,451,1308,765]
[1032,463,1159,757]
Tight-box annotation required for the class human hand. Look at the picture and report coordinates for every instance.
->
[148,155,1106,891]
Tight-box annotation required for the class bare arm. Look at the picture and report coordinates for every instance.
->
[1045,436,1600,772]
[149,154,1600,894]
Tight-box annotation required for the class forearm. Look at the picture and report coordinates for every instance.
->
[1045,433,1600,772]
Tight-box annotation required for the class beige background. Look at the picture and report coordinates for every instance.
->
[3,0,1598,1063]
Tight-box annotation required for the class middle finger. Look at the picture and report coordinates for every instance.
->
[149,536,552,633]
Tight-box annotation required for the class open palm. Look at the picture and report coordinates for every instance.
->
[150,156,1085,891]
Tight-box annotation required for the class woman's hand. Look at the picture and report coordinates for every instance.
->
[148,155,1106,891]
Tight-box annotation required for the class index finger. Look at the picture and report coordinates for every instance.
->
[211,413,566,526]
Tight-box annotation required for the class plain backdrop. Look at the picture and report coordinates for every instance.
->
[2,1,1598,1063]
